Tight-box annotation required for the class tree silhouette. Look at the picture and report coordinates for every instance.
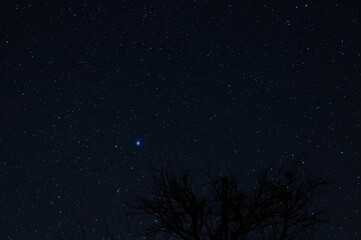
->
[127,159,328,240]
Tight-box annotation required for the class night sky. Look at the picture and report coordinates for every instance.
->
[1,1,361,239]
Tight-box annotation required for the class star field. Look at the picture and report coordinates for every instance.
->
[0,1,360,239]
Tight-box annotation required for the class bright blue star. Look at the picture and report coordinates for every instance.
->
[136,140,140,146]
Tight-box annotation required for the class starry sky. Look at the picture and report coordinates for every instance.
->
[1,1,360,239]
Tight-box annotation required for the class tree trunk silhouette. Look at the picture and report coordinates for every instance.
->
[127,157,329,240]
[220,177,228,240]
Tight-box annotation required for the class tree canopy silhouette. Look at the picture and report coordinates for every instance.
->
[127,159,328,240]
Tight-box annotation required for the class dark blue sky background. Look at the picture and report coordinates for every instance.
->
[1,1,360,239]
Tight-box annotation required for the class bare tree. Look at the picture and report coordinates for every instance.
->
[127,159,328,240]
